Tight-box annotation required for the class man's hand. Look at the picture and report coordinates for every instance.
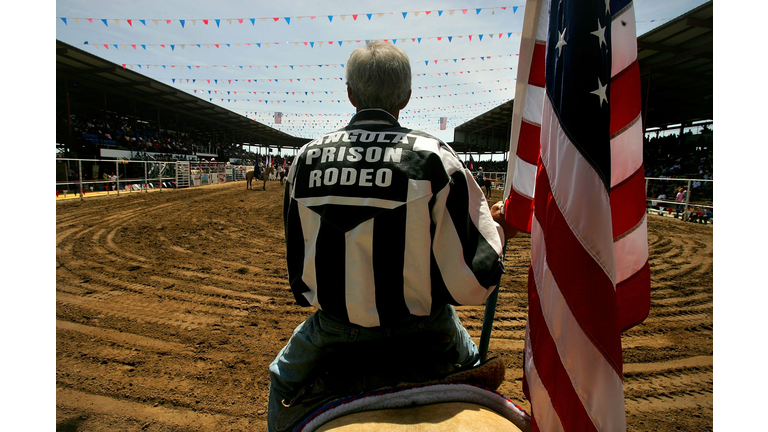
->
[491,201,518,241]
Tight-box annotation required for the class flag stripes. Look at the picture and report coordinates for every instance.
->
[608,1,650,333]
[504,0,549,234]
[504,0,651,430]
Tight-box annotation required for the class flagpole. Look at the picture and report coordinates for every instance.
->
[479,240,506,362]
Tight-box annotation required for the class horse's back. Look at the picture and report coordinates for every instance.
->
[317,402,523,432]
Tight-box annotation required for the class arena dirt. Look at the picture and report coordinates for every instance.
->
[56,180,713,431]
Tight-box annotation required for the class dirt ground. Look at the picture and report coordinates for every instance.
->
[56,180,713,431]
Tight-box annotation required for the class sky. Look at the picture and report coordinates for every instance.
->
[54,0,711,145]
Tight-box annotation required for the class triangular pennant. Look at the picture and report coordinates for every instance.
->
[203,19,209,25]
[367,14,372,20]
[328,15,333,22]
[101,19,108,26]
[513,6,518,13]
[402,12,407,18]
[285,17,290,24]
[250,18,255,25]
[61,17,67,25]
[215,19,220,27]
[180,19,185,28]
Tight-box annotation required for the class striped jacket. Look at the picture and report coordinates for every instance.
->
[283,109,505,327]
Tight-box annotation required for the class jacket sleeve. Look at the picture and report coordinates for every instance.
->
[430,145,506,305]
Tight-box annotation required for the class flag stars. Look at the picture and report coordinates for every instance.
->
[591,77,608,107]
[556,28,567,56]
[591,20,607,49]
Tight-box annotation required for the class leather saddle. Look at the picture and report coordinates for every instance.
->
[275,332,506,432]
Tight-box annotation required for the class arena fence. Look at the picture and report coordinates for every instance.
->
[57,161,713,222]
[645,177,713,222]
[56,158,257,200]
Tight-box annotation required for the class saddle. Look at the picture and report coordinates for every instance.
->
[275,332,506,432]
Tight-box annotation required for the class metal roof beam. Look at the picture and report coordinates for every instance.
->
[686,17,713,29]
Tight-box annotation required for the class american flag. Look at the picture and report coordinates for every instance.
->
[439,116,447,130]
[468,154,475,170]
[275,111,283,124]
[503,0,651,430]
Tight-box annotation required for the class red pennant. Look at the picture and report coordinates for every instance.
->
[127,19,132,26]
[273,17,279,22]
[353,14,358,20]
[203,19,208,25]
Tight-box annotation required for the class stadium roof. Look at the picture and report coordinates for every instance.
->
[449,0,713,154]
[56,39,312,149]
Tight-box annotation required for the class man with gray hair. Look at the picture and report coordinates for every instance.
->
[268,41,517,431]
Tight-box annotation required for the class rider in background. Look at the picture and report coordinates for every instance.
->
[268,40,518,432]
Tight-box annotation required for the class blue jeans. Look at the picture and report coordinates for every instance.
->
[267,304,479,431]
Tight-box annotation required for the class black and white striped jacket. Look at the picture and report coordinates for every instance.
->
[283,109,505,327]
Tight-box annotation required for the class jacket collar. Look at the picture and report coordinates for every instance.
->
[348,109,400,127]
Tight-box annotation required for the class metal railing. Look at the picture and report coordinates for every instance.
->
[55,158,255,201]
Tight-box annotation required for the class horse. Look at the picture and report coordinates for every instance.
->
[316,402,527,431]
[276,357,531,432]
[246,166,275,190]
[478,177,496,198]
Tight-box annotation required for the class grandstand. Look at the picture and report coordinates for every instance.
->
[56,40,311,162]
[448,1,712,170]
[56,1,711,205]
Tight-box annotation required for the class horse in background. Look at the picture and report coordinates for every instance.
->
[246,166,275,190]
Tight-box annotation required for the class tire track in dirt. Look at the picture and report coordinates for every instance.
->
[56,183,712,431]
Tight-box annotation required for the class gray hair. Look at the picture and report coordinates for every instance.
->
[345,41,412,113]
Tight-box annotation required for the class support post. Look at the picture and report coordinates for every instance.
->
[78,160,84,201]
[115,160,120,196]
[479,241,506,362]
